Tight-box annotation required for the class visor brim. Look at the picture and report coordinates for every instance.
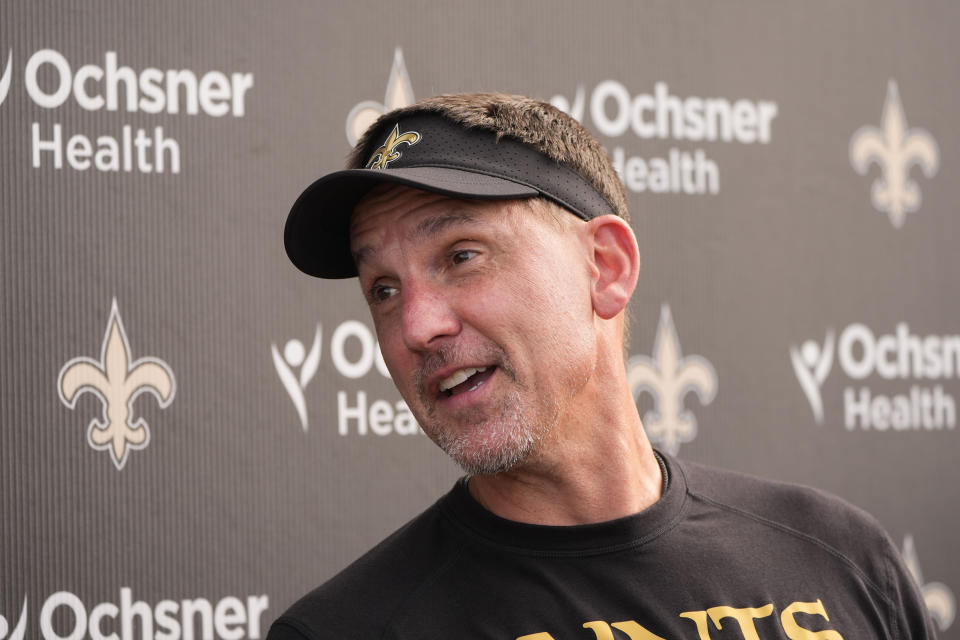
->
[284,166,539,278]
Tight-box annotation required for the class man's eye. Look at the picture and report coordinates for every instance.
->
[451,249,477,265]
[369,284,398,303]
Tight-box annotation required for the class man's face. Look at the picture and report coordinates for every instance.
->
[350,185,599,475]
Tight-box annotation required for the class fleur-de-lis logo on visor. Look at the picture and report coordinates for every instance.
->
[627,305,717,455]
[366,124,421,170]
[57,299,176,470]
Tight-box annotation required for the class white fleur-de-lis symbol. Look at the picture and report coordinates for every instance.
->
[849,79,939,228]
[346,48,415,146]
[902,534,956,632]
[0,597,28,640]
[0,50,13,107]
[271,325,322,431]
[57,299,176,470]
[627,305,717,455]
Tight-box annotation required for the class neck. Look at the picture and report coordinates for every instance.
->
[467,345,662,526]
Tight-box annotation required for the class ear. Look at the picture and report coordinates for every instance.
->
[585,215,640,320]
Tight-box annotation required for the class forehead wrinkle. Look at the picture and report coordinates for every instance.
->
[409,211,488,241]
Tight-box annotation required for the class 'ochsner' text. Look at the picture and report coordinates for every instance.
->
[838,323,958,431]
[558,81,778,195]
[22,49,254,174]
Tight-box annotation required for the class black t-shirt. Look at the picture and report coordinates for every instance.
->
[268,453,934,639]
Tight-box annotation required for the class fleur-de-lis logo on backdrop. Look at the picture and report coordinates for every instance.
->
[0,50,12,107]
[627,305,717,454]
[346,47,415,146]
[57,299,176,470]
[849,79,939,228]
[789,329,835,424]
[902,534,955,632]
[365,124,421,170]
[0,597,27,640]
[271,325,322,431]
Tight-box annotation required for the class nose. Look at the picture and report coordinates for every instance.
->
[400,280,461,351]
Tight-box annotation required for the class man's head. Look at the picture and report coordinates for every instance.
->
[284,93,629,279]
[286,93,639,475]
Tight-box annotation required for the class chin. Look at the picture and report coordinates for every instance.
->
[447,436,535,476]
[430,411,543,476]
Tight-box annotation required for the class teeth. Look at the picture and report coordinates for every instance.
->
[439,366,487,392]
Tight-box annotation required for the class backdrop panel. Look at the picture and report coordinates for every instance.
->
[1,2,956,638]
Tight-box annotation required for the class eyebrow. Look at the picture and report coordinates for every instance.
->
[352,211,488,268]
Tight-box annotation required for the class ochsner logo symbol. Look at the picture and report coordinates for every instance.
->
[789,329,835,424]
[790,322,957,431]
[0,597,27,640]
[271,325,322,431]
[0,50,12,107]
[626,305,717,454]
[57,299,176,469]
[850,79,939,228]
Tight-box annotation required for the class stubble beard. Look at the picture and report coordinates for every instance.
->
[431,387,550,476]
[413,344,554,476]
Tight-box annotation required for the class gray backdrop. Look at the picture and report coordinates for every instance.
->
[1,2,956,639]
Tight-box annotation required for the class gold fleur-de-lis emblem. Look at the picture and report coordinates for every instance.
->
[346,48,415,146]
[849,79,939,228]
[626,305,717,455]
[57,299,176,470]
[365,124,421,170]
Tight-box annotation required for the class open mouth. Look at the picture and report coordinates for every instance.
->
[439,366,496,398]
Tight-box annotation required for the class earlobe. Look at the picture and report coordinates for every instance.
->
[587,215,640,320]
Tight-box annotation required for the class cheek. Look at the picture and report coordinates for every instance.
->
[520,258,597,366]
[516,256,594,325]
[487,263,595,354]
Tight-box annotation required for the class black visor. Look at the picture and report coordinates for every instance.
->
[284,113,614,278]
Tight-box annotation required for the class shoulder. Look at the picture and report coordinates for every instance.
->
[675,457,897,579]
[268,494,466,640]
[673,457,936,639]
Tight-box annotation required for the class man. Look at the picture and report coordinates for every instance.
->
[270,94,934,639]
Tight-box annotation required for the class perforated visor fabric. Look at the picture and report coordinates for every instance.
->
[284,113,615,278]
